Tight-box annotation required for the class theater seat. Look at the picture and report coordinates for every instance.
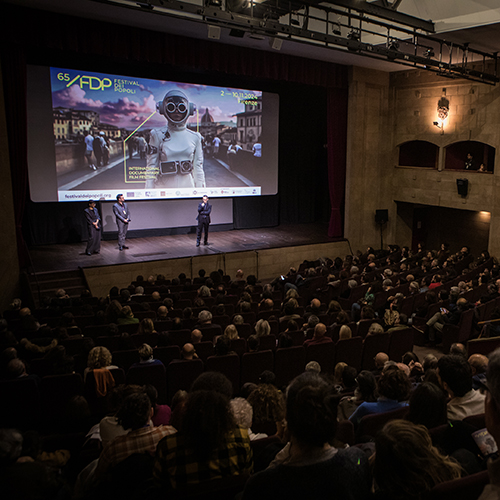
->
[423,470,489,500]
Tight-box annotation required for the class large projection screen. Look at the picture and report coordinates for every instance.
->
[27,65,279,203]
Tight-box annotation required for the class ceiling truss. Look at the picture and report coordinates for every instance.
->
[91,0,499,84]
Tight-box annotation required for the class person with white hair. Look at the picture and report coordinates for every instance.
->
[230,397,267,441]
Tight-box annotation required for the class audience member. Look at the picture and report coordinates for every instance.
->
[372,419,462,499]
[437,354,485,420]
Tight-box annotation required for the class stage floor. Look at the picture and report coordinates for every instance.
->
[28,223,341,273]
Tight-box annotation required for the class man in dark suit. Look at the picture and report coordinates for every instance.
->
[113,193,131,251]
[84,199,101,255]
[196,195,211,247]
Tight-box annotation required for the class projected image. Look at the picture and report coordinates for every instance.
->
[48,67,276,201]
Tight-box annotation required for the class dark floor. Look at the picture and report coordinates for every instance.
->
[27,222,341,273]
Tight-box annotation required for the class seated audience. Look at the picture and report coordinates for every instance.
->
[242,372,371,500]
[153,378,252,491]
[349,366,411,427]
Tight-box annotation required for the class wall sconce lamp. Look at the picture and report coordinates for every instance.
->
[433,96,449,135]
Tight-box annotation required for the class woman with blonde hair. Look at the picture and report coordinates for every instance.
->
[223,324,239,340]
[255,319,271,338]
[372,419,462,499]
[339,325,352,340]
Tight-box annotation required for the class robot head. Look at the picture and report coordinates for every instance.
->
[157,89,196,125]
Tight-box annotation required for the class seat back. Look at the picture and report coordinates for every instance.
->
[193,341,214,362]
[0,377,41,430]
[167,359,204,402]
[230,337,247,357]
[356,406,409,442]
[424,470,489,500]
[205,354,240,395]
[153,345,181,366]
[235,323,254,339]
[361,333,390,371]
[274,346,306,389]
[84,368,125,417]
[41,373,84,428]
[126,363,168,404]
[305,342,336,374]
[112,349,140,372]
[388,328,414,362]
[258,334,277,351]
[198,324,223,343]
[167,329,192,349]
[241,350,274,386]
[334,337,363,372]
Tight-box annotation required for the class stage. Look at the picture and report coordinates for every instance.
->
[26,223,350,299]
[27,223,345,273]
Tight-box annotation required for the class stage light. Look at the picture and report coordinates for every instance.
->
[425,48,435,58]
[388,39,399,51]
[347,28,360,41]
[332,22,341,35]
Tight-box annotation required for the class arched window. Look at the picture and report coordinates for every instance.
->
[398,140,438,168]
[445,141,495,172]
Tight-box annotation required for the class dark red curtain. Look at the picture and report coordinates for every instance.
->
[327,88,348,237]
[1,44,30,266]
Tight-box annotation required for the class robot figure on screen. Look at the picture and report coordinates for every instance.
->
[145,89,205,189]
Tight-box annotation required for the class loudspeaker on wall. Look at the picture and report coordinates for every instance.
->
[375,209,389,224]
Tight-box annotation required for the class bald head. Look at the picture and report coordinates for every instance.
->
[469,354,488,375]
[313,323,327,339]
[182,343,196,360]
[397,362,411,377]
[374,352,389,369]
[310,299,321,311]
[157,306,168,318]
[191,329,203,344]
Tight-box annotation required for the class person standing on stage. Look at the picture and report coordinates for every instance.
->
[113,194,131,251]
[84,200,101,255]
[196,195,211,247]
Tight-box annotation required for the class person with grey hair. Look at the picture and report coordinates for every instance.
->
[479,348,500,499]
[230,397,268,441]
[197,310,212,325]
[305,361,321,373]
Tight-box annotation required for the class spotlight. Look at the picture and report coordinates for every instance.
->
[388,38,399,51]
[433,121,442,129]
[290,17,300,26]
[332,22,341,35]
[347,28,360,41]
[425,48,435,58]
